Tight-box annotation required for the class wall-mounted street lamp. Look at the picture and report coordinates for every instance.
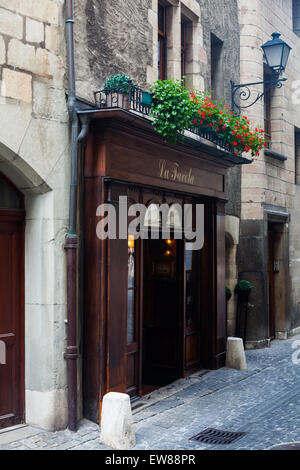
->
[231,33,292,113]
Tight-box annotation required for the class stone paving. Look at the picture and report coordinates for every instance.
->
[0,334,300,450]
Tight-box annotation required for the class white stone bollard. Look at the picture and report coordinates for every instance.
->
[100,392,136,450]
[226,337,247,370]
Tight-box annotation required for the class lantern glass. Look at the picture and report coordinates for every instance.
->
[281,43,291,70]
[262,33,291,74]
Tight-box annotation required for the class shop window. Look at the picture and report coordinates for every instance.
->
[158,3,167,80]
[167,204,182,229]
[295,127,300,185]
[293,0,300,37]
[264,64,272,148]
[211,33,224,100]
[127,235,136,344]
[185,243,200,327]
[144,204,161,228]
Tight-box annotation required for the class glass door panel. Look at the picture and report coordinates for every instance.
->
[184,242,202,370]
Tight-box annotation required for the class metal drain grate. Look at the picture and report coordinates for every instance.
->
[190,428,247,445]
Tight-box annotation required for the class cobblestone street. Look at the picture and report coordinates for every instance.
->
[1,335,299,451]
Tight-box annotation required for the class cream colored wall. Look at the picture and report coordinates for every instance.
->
[0,0,69,430]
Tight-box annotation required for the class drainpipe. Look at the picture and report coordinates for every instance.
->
[64,0,78,432]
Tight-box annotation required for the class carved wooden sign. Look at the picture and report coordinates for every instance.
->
[109,141,224,198]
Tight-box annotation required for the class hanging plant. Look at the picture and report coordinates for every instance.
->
[190,92,267,158]
[150,79,193,143]
[234,280,253,295]
[149,79,267,157]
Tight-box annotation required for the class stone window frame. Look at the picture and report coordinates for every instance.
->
[148,0,204,90]
[158,2,167,80]
[293,0,300,37]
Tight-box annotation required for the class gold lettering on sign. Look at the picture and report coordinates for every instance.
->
[158,159,195,185]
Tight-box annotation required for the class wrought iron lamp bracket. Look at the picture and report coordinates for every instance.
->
[231,77,287,113]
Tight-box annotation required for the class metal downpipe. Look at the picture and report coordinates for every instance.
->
[64,0,79,432]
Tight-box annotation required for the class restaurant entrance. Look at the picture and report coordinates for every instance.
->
[140,234,206,393]
[82,113,241,423]
[142,238,183,390]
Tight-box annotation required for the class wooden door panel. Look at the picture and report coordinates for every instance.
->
[107,236,128,394]
[185,332,201,367]
[268,229,276,340]
[0,220,24,429]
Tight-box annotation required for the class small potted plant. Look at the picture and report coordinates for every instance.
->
[104,74,134,110]
[234,280,253,298]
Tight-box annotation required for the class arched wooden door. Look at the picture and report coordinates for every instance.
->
[0,173,25,429]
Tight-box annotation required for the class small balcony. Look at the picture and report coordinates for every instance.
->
[93,85,249,162]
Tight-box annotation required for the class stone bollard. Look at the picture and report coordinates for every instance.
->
[226,337,247,370]
[100,392,136,450]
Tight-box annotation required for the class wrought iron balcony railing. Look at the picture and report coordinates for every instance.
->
[94,86,152,116]
[94,85,235,154]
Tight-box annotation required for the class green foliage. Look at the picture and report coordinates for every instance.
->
[104,74,134,95]
[226,286,232,302]
[149,78,267,157]
[150,79,193,143]
[234,280,253,295]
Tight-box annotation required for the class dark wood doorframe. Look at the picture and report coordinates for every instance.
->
[0,173,25,429]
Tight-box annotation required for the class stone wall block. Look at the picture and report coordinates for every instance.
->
[0,7,23,39]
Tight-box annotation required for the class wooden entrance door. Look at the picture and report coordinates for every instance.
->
[0,174,25,429]
[268,227,276,340]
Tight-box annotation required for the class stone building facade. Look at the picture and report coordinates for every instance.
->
[78,0,245,424]
[1,0,299,433]
[0,0,69,430]
[0,0,243,432]
[237,0,300,347]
